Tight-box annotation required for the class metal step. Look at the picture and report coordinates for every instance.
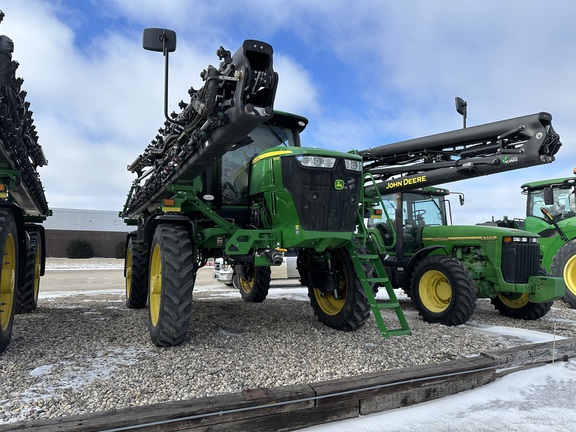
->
[346,239,410,338]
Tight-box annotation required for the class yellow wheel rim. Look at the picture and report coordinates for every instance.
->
[239,277,254,294]
[419,269,452,313]
[125,246,133,300]
[0,233,16,330]
[313,254,346,316]
[563,254,576,296]
[149,244,162,326]
[314,288,346,315]
[497,292,529,308]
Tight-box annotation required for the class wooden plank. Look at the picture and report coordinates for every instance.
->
[1,384,314,432]
[482,337,576,365]
[179,400,359,432]
[360,370,497,415]
[310,355,498,407]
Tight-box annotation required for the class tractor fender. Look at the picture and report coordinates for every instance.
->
[142,214,195,246]
[403,245,447,292]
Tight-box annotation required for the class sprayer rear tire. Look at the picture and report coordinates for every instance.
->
[550,240,576,308]
[15,229,41,313]
[125,236,148,309]
[148,225,195,347]
[410,255,477,326]
[0,210,18,354]
[236,266,271,302]
[306,247,370,331]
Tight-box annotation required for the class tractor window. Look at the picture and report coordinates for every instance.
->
[528,187,576,220]
[403,192,446,227]
[221,125,296,205]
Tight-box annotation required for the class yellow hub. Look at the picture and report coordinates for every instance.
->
[497,292,529,309]
[419,269,452,313]
[314,287,346,315]
[149,244,162,326]
[0,233,16,330]
[314,254,347,316]
[239,277,253,294]
[563,254,576,297]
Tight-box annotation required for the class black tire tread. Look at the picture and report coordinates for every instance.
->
[15,230,40,313]
[306,247,371,332]
[126,238,148,309]
[411,255,477,326]
[149,225,196,347]
[238,266,271,302]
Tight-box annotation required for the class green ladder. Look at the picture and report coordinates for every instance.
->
[346,239,411,338]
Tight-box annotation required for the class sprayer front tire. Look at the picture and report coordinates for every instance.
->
[148,225,195,347]
[410,255,477,326]
[15,229,41,313]
[125,236,148,309]
[305,247,370,332]
[236,266,271,302]
[550,240,576,308]
[0,210,18,354]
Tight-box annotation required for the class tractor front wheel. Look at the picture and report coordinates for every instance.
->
[148,224,196,347]
[303,247,370,332]
[550,240,576,308]
[0,210,18,354]
[235,265,271,302]
[491,293,552,320]
[410,255,477,326]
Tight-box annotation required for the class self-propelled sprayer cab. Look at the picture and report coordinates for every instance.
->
[203,111,308,213]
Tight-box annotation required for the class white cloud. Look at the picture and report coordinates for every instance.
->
[1,0,575,219]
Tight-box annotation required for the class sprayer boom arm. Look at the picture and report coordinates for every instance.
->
[360,112,561,194]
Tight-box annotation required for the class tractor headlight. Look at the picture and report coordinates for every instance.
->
[503,236,539,243]
[296,155,336,169]
[344,159,363,172]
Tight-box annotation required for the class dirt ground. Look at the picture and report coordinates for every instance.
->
[41,264,224,293]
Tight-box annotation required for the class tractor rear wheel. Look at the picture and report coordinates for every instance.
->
[235,265,271,302]
[550,240,576,308]
[0,210,18,354]
[304,247,370,331]
[410,255,477,326]
[148,224,196,347]
[15,228,41,313]
[125,236,148,309]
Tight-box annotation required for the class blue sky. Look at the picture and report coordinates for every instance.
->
[2,0,576,224]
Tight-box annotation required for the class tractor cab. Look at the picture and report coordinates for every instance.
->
[522,173,576,234]
[370,187,453,256]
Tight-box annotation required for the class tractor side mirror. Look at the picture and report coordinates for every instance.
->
[142,28,182,126]
[455,97,467,128]
[142,28,176,53]
[544,186,554,205]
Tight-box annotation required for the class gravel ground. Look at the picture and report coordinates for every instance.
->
[1,262,576,425]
